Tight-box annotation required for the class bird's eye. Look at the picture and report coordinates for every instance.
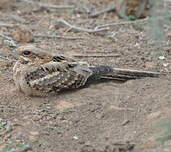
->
[23,50,31,56]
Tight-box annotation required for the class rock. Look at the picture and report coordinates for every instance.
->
[12,26,34,43]
[0,0,15,11]
[115,0,152,19]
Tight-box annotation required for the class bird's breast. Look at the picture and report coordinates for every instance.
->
[13,61,33,95]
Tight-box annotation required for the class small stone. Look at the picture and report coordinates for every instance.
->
[163,63,169,67]
[158,56,166,60]
[144,62,156,69]
[30,131,39,136]
[29,136,39,142]
[73,136,79,140]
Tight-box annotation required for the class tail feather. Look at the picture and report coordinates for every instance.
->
[88,65,160,82]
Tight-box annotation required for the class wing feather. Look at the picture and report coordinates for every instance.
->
[26,65,86,93]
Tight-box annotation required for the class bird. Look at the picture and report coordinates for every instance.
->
[13,45,160,96]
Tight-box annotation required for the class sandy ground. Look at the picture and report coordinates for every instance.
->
[0,0,171,152]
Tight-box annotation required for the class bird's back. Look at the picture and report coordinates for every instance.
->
[27,67,86,92]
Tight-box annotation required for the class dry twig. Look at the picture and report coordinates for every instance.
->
[0,33,12,40]
[73,54,120,58]
[0,14,25,23]
[64,0,91,13]
[5,14,25,23]
[89,5,115,18]
[34,34,84,40]
[56,19,108,33]
[0,22,17,28]
[21,0,74,9]
[95,17,149,29]
[110,106,134,111]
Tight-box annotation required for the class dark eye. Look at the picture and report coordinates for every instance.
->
[23,50,31,56]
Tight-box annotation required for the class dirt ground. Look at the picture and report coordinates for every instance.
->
[0,0,171,152]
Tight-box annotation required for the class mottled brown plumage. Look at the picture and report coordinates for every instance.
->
[13,45,160,96]
[13,45,92,96]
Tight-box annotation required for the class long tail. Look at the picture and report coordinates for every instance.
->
[88,65,160,82]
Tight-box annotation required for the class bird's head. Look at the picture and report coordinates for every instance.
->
[16,45,53,66]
